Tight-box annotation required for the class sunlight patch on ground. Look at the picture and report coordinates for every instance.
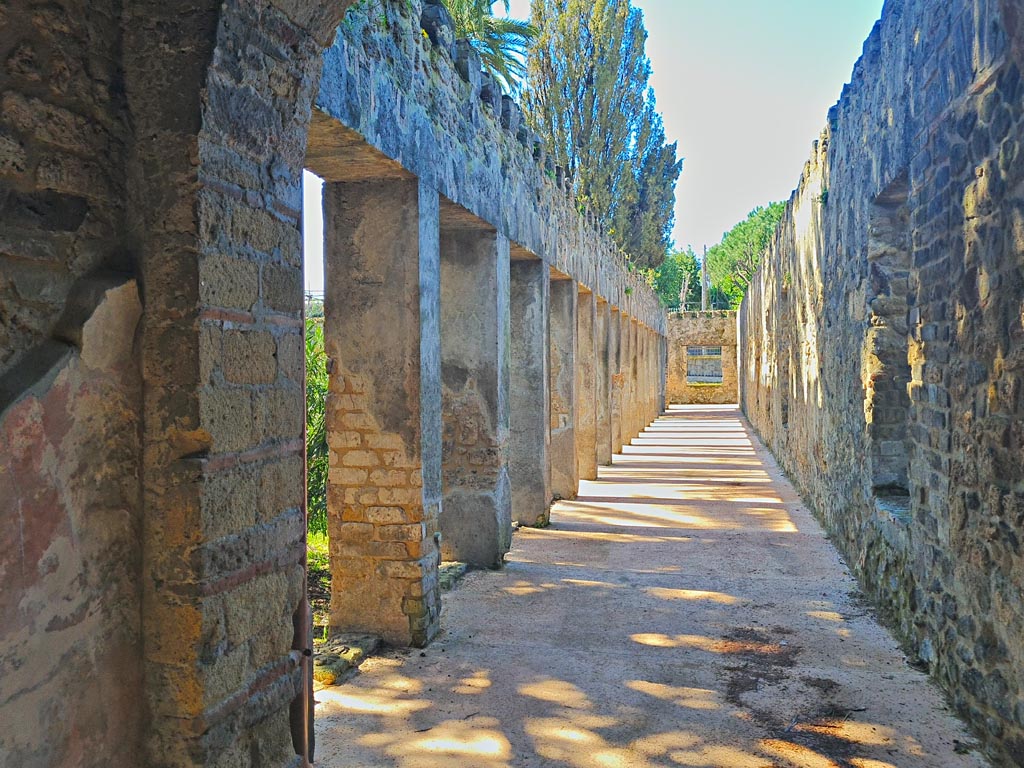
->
[357,717,512,766]
[630,633,717,651]
[626,680,722,711]
[316,686,431,716]
[452,669,492,695]
[518,679,593,709]
[760,738,843,768]
[645,587,741,604]
[793,719,897,747]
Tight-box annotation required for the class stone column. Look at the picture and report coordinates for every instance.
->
[323,179,442,648]
[595,299,612,466]
[438,226,512,568]
[549,276,578,500]
[615,310,629,451]
[510,256,551,526]
[609,308,622,455]
[660,333,668,412]
[575,288,598,482]
[629,318,641,440]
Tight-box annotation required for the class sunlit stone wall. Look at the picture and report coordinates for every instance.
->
[739,0,1024,761]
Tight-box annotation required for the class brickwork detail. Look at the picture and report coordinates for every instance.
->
[326,369,440,645]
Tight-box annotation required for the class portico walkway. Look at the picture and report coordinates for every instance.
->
[315,406,988,767]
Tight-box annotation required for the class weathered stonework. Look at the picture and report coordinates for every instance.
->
[0,0,667,765]
[667,311,739,405]
[739,1,1024,762]
[0,280,142,767]
[313,1,665,333]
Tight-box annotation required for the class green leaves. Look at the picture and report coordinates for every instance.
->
[522,0,681,269]
[705,201,785,308]
[651,248,701,310]
[306,316,329,535]
[443,0,537,92]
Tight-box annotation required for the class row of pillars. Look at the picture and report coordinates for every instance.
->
[322,178,666,647]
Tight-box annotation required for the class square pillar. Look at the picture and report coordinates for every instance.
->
[659,333,668,412]
[606,309,622,462]
[510,256,551,526]
[595,299,612,466]
[610,311,626,450]
[643,328,654,424]
[323,179,442,648]
[549,276,578,499]
[629,318,641,440]
[575,288,598,482]
[439,225,512,568]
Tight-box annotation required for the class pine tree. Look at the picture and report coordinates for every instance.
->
[706,202,786,306]
[522,0,681,268]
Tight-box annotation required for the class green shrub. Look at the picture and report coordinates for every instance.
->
[306,317,329,535]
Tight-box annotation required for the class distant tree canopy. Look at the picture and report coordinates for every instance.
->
[522,0,681,269]
[651,249,701,310]
[706,201,785,307]
[443,0,537,92]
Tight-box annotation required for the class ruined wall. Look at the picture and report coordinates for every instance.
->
[0,1,130,380]
[0,5,140,763]
[0,0,668,765]
[311,0,665,334]
[739,0,1024,762]
[0,280,143,767]
[666,311,738,404]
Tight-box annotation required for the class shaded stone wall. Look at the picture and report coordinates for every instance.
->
[0,1,130,380]
[739,0,1024,761]
[0,280,142,767]
[667,311,738,405]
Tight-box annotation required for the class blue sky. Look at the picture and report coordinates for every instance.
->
[506,0,885,254]
[304,0,884,293]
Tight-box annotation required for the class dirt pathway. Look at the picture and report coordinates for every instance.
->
[314,405,989,767]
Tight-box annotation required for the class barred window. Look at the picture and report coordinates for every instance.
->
[687,346,723,384]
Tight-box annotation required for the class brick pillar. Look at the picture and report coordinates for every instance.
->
[549,276,578,500]
[510,257,551,526]
[439,227,512,568]
[595,299,612,466]
[575,288,598,482]
[323,179,442,648]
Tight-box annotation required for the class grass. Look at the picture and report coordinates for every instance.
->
[308,531,331,635]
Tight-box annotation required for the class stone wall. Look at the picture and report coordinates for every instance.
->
[738,0,1024,762]
[0,1,130,381]
[666,311,738,404]
[312,0,665,333]
[0,280,143,767]
[1,0,667,765]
